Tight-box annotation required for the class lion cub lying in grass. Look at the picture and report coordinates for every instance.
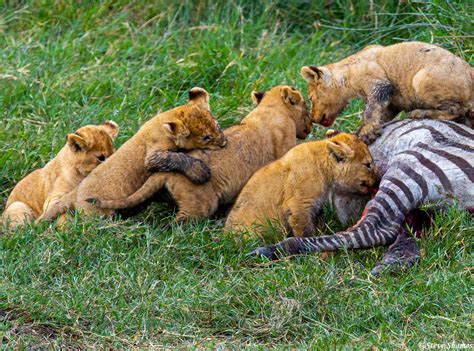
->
[2,121,119,228]
[301,41,473,144]
[90,86,313,221]
[224,133,377,239]
[75,87,227,216]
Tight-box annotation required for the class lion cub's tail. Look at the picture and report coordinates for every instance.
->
[91,173,167,210]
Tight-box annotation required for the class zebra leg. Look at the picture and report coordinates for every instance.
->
[371,228,419,276]
[247,196,406,260]
[371,209,432,275]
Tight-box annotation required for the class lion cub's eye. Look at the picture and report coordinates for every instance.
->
[202,135,212,142]
[97,155,106,162]
[364,162,372,170]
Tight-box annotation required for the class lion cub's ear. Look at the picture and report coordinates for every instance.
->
[301,65,326,82]
[251,91,266,105]
[101,120,119,139]
[67,133,90,152]
[326,140,354,163]
[188,87,210,111]
[163,120,190,139]
[281,86,301,106]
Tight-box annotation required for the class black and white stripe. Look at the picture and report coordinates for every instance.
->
[250,120,474,258]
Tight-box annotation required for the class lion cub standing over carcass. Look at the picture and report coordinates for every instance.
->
[301,41,473,144]
[74,88,227,216]
[89,86,313,221]
[2,121,119,228]
[225,133,377,239]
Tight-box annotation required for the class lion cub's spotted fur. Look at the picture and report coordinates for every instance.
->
[90,86,313,221]
[224,133,377,239]
[75,88,226,216]
[2,121,119,228]
[301,41,473,144]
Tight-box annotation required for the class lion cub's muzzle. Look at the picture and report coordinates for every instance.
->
[208,135,228,149]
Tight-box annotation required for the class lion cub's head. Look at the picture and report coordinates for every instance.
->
[301,66,349,127]
[163,87,227,150]
[251,85,313,139]
[325,133,377,195]
[66,121,119,175]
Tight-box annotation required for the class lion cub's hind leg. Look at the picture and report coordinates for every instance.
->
[2,201,36,229]
[172,189,219,223]
[408,102,469,123]
[408,67,471,123]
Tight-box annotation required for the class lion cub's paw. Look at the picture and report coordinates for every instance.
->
[407,109,426,120]
[185,159,212,184]
[356,124,381,145]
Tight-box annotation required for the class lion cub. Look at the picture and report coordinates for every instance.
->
[89,86,313,221]
[2,121,119,228]
[75,87,226,216]
[224,133,377,239]
[301,41,473,144]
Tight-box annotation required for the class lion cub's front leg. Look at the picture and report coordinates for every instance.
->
[145,150,211,184]
[37,189,77,222]
[37,199,66,222]
[357,81,395,144]
[285,193,323,238]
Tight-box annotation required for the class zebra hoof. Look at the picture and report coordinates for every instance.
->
[371,226,422,276]
[371,247,420,276]
[246,245,278,260]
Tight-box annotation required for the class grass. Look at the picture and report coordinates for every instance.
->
[1,0,473,348]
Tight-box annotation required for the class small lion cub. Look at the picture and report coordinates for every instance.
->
[225,133,377,239]
[301,41,473,144]
[2,121,119,228]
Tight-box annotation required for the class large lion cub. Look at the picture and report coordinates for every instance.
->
[301,41,473,144]
[2,121,119,228]
[75,88,226,216]
[224,133,377,239]
[89,86,313,221]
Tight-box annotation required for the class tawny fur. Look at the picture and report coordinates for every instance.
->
[2,121,119,228]
[92,86,313,221]
[224,133,377,239]
[301,41,473,144]
[74,88,226,216]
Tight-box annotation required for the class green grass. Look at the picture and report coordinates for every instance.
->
[1,1,473,348]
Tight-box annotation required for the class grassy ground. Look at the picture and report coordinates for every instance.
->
[1,1,473,348]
